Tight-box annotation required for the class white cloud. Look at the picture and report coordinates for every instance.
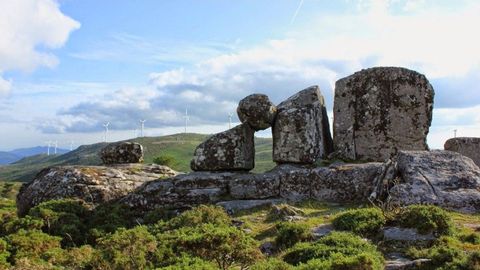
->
[0,0,80,95]
[0,77,12,97]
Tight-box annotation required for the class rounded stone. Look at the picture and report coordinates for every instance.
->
[237,94,277,131]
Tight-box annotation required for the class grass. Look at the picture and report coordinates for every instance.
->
[0,133,276,182]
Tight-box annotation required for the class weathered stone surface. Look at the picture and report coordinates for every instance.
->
[387,150,480,213]
[334,67,434,161]
[191,124,255,171]
[383,227,435,242]
[121,162,383,213]
[385,253,431,270]
[445,137,480,166]
[216,199,285,214]
[100,142,144,164]
[16,164,178,215]
[237,94,277,130]
[312,224,334,239]
[273,86,334,164]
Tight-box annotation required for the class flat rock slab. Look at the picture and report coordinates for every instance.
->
[383,227,435,242]
[387,150,480,213]
[385,253,431,270]
[445,137,480,167]
[191,124,255,171]
[216,199,285,214]
[121,162,383,213]
[334,67,434,162]
[273,86,334,164]
[16,164,178,215]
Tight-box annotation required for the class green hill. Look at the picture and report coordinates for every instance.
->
[0,133,275,182]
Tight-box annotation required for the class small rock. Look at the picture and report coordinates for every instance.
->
[312,224,334,239]
[268,204,305,221]
[272,86,334,164]
[237,94,277,131]
[385,253,431,270]
[444,137,480,167]
[191,124,255,171]
[260,242,276,256]
[383,227,435,242]
[100,142,144,164]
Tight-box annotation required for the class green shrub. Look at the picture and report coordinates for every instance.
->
[153,155,178,167]
[460,232,480,245]
[28,199,89,246]
[283,231,383,268]
[0,238,10,269]
[296,252,384,270]
[157,256,218,270]
[87,203,136,243]
[1,216,44,235]
[332,208,385,237]
[275,222,312,249]
[169,223,262,270]
[251,258,293,270]
[6,229,62,262]
[397,205,454,236]
[96,226,157,270]
[166,205,231,229]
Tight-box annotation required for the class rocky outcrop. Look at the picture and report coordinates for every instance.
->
[444,137,480,166]
[190,124,255,171]
[16,164,178,216]
[272,86,334,164]
[100,142,144,164]
[386,150,480,213]
[333,67,434,161]
[237,94,277,131]
[120,162,383,213]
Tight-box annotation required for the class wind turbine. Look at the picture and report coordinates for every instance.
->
[228,113,233,129]
[54,141,58,154]
[454,129,458,138]
[183,108,189,134]
[139,119,146,137]
[103,122,110,142]
[46,141,51,156]
[69,140,74,151]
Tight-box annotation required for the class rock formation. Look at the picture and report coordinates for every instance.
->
[272,86,333,164]
[387,150,480,213]
[120,162,383,213]
[16,164,178,215]
[333,67,434,161]
[237,94,277,130]
[444,137,480,167]
[100,142,144,164]
[190,124,255,171]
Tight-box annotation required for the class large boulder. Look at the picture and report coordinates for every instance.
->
[237,94,277,130]
[272,86,334,164]
[333,67,434,161]
[387,150,480,213]
[190,124,255,171]
[16,164,178,216]
[100,142,144,164]
[444,137,480,167]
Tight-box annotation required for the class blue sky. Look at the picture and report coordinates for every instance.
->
[0,0,479,150]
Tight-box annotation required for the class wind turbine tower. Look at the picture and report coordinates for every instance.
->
[46,141,51,156]
[454,129,458,138]
[54,141,58,154]
[228,113,233,129]
[103,122,110,142]
[183,108,189,134]
[70,140,74,151]
[140,120,146,137]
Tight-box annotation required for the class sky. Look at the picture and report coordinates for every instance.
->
[0,0,479,151]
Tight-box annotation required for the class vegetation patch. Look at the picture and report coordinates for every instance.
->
[332,207,385,237]
[396,205,454,236]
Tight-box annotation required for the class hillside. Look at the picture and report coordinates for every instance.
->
[0,146,70,165]
[0,133,275,182]
[0,152,21,165]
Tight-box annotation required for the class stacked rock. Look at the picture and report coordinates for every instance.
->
[100,142,144,164]
[445,137,480,167]
[191,93,276,171]
[272,86,333,164]
[333,67,434,161]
